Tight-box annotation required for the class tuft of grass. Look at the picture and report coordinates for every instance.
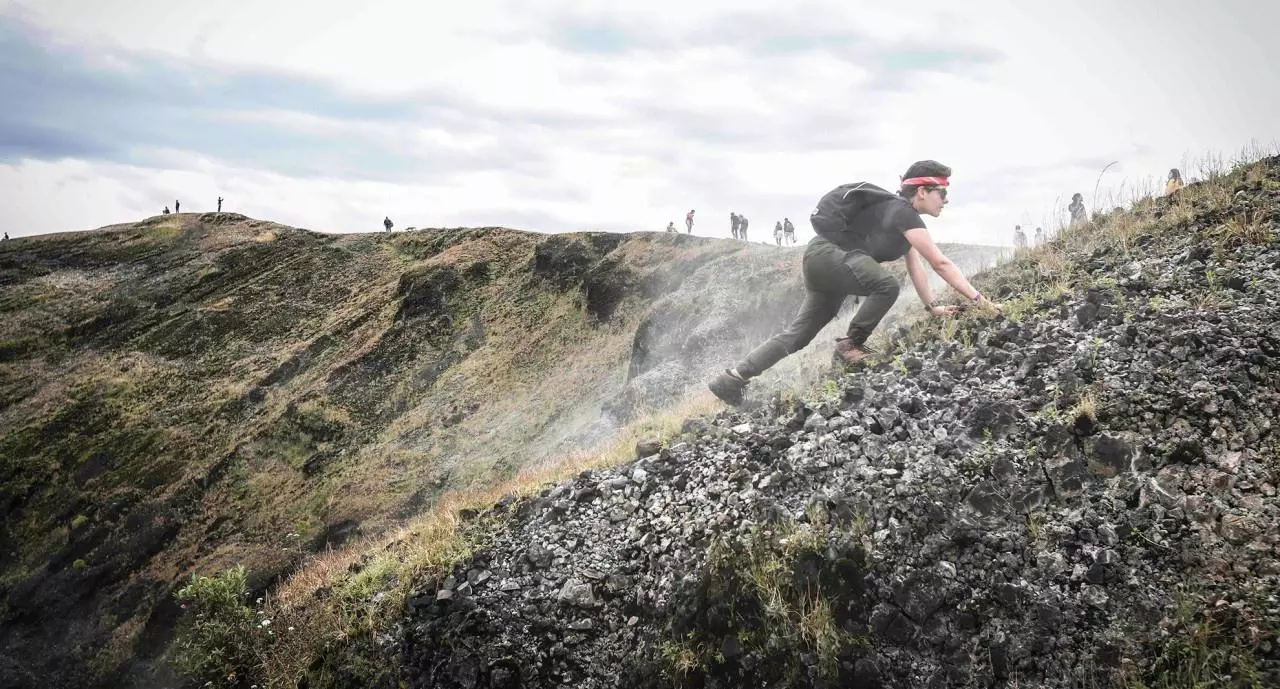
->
[653,509,869,686]
[1070,390,1098,424]
[1121,586,1279,689]
[1206,215,1273,248]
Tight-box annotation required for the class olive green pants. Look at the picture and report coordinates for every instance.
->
[733,239,899,378]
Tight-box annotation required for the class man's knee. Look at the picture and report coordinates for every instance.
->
[871,275,900,299]
[785,328,821,352]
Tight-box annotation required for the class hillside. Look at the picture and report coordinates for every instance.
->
[393,156,1280,688]
[0,212,1000,687]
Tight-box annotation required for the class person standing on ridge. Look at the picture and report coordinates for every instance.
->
[1013,225,1027,249]
[384,216,394,232]
[1165,168,1183,196]
[708,160,1000,406]
[217,196,224,212]
[1068,193,1087,226]
[783,217,796,244]
[174,199,180,213]
[774,220,784,246]
[686,209,695,233]
[729,212,740,239]
[738,214,749,241]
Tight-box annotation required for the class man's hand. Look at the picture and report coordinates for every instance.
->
[928,304,959,317]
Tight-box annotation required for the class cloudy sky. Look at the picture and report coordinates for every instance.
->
[1,0,1276,246]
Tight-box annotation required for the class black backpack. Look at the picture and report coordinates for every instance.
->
[809,182,900,250]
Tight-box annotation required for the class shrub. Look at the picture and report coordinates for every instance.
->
[171,565,266,688]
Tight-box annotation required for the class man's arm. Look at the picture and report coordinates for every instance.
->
[902,227,984,302]
[905,247,934,306]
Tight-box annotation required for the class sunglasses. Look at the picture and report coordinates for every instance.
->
[928,186,948,199]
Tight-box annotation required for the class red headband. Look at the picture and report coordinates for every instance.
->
[901,176,949,186]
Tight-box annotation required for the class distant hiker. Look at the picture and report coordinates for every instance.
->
[384,216,394,232]
[1165,168,1183,196]
[174,200,180,213]
[1034,226,1044,244]
[708,160,1000,405]
[1013,225,1027,248]
[163,206,170,215]
[2,232,8,241]
[666,221,677,233]
[1068,193,1087,225]
[730,212,740,239]
[783,217,796,244]
[686,209,695,234]
[217,196,224,212]
[738,214,749,240]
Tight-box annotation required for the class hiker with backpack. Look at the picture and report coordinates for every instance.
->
[738,214,749,241]
[708,160,1000,405]
[384,216,394,232]
[783,217,796,244]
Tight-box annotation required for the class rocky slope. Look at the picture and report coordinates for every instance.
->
[399,158,1280,688]
[0,210,1000,687]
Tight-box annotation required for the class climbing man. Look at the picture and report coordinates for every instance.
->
[774,221,784,246]
[738,214,749,241]
[666,221,678,233]
[1034,226,1044,244]
[217,196,224,212]
[2,232,8,241]
[708,160,1000,405]
[1013,225,1027,249]
[384,216,394,232]
[162,206,170,215]
[783,217,796,244]
[1165,168,1183,196]
[730,212,740,239]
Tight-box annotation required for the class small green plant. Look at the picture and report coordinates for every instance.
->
[1025,513,1044,542]
[72,559,86,571]
[170,565,264,688]
[891,355,908,375]
[71,514,89,530]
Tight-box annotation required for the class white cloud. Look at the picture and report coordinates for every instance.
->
[2,0,1278,252]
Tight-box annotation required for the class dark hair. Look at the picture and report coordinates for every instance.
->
[1169,168,1181,181]
[899,160,952,198]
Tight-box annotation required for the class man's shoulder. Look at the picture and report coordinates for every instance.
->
[879,198,924,230]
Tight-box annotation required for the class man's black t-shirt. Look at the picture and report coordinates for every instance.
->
[851,199,923,261]
[809,182,924,262]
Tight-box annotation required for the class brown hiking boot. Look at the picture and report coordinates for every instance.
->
[834,337,872,364]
